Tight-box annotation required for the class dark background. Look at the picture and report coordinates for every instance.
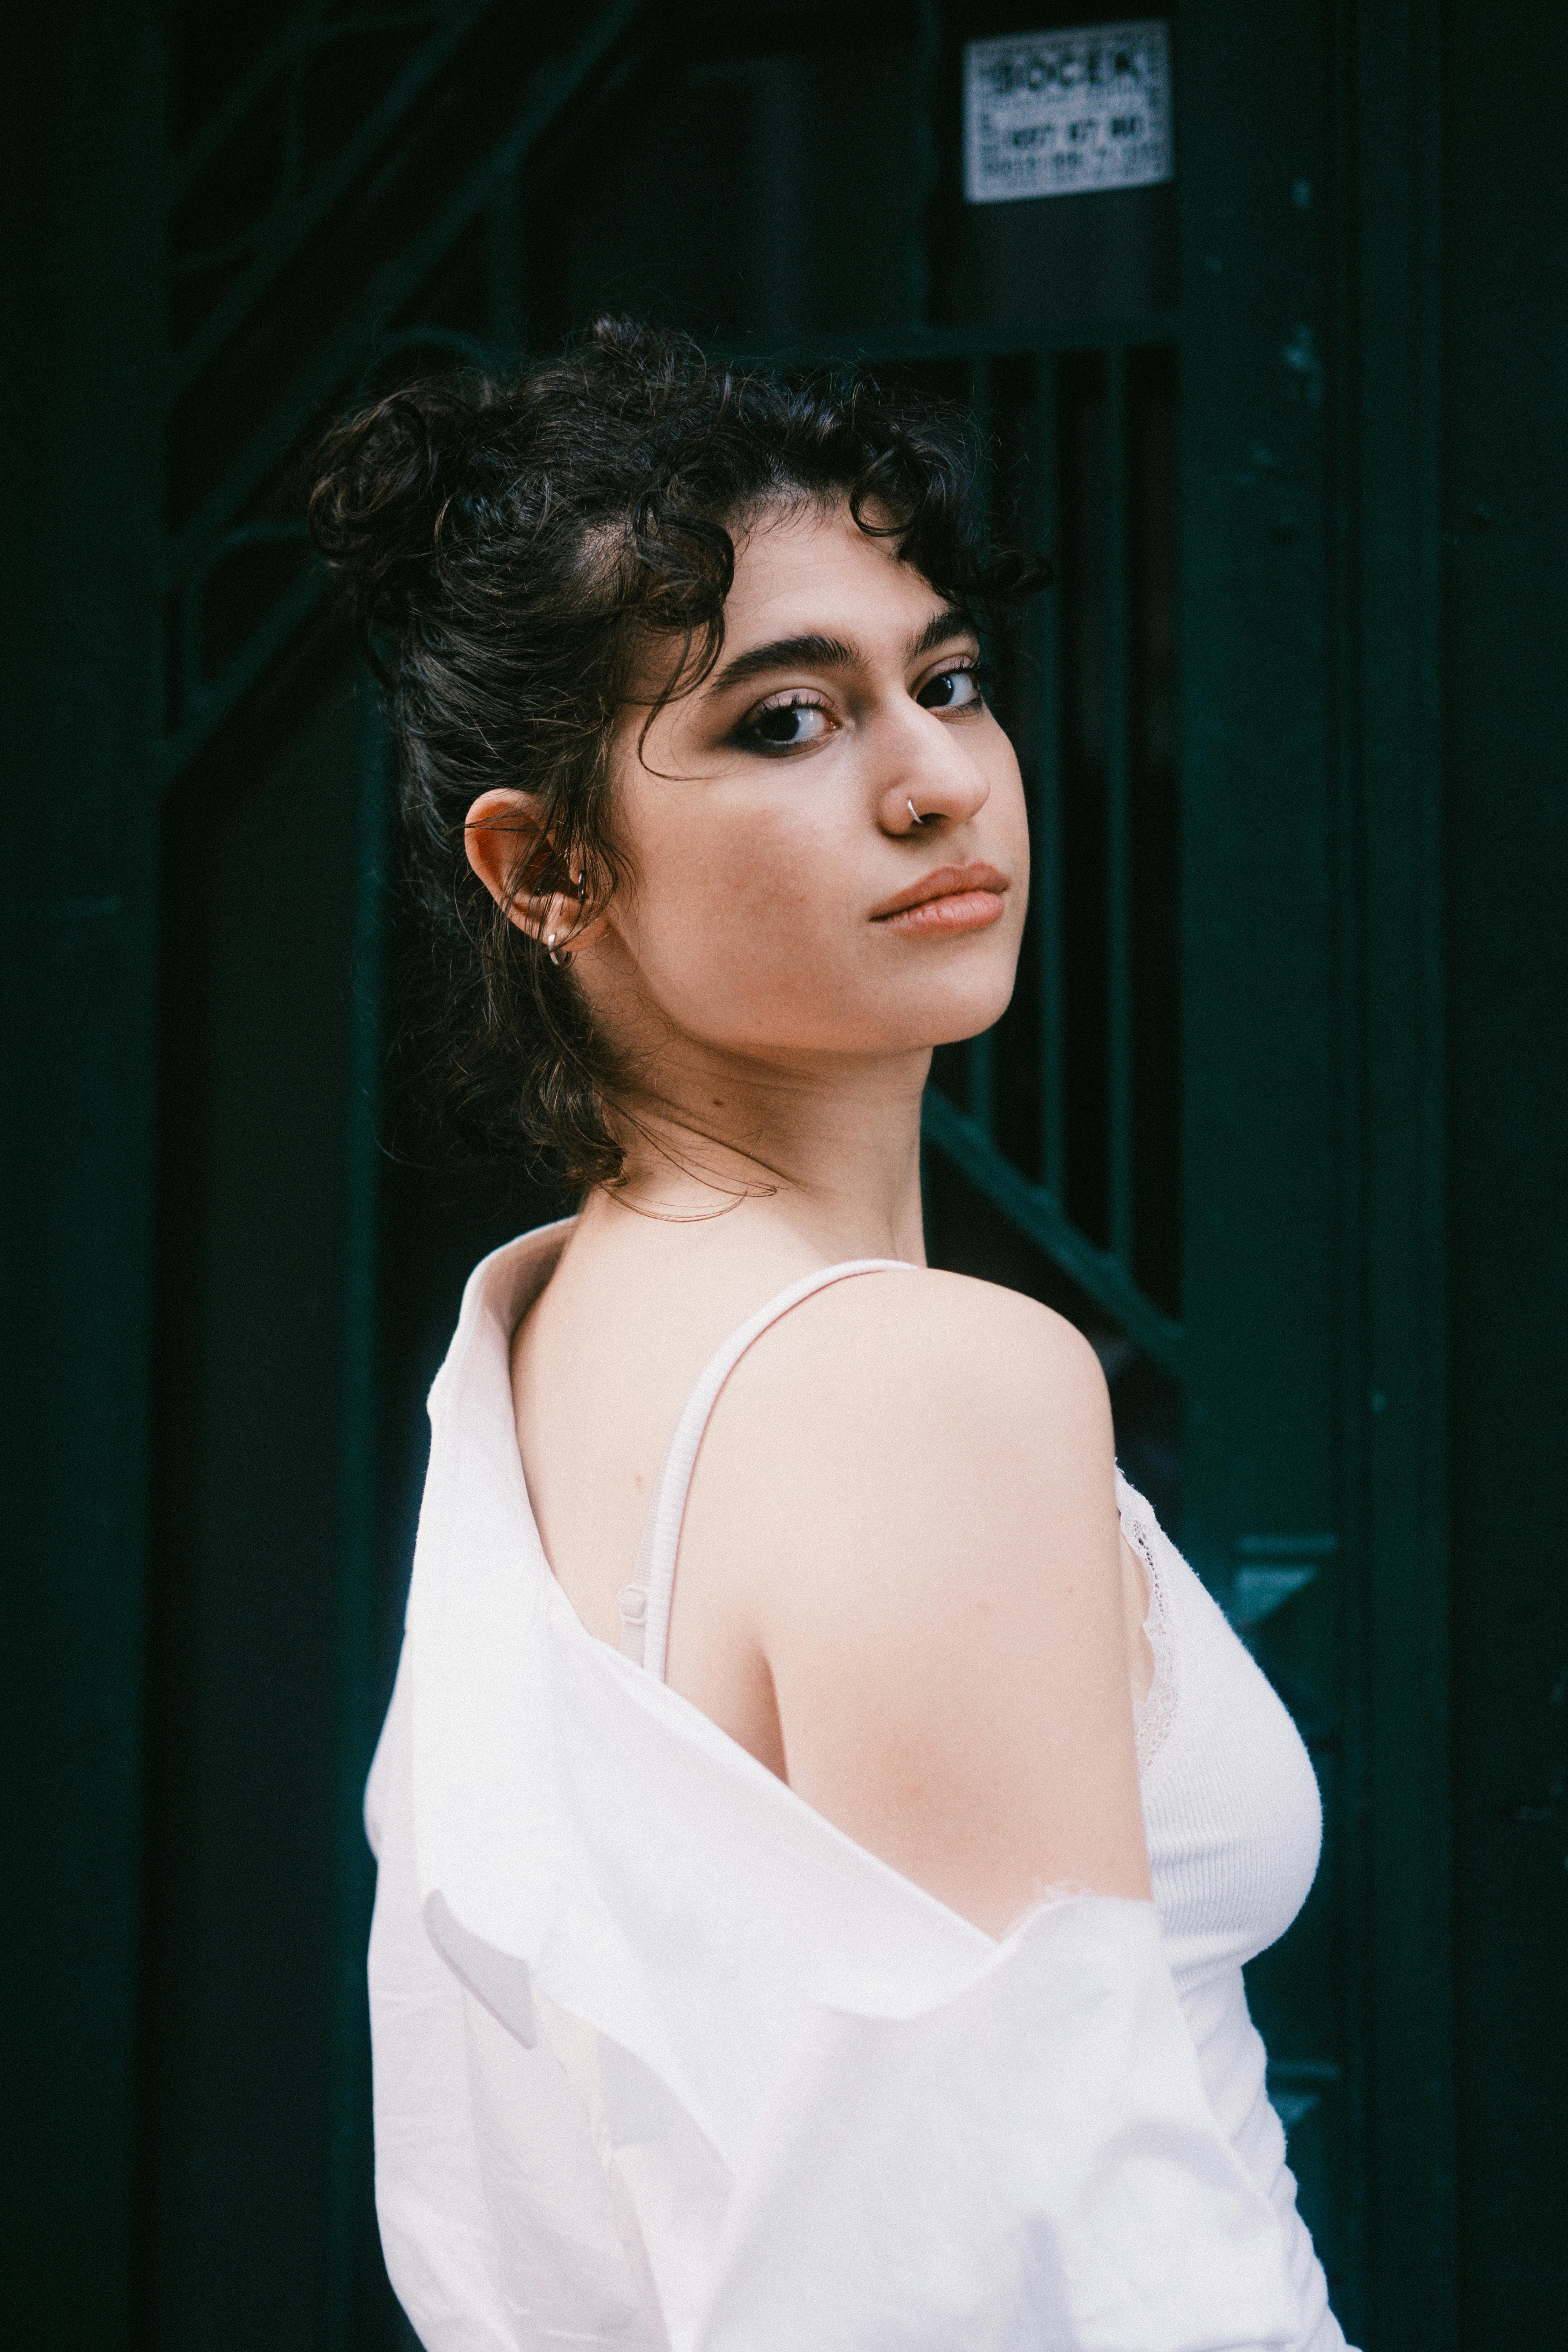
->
[2,4,1564,2348]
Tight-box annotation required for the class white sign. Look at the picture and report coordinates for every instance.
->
[964,21,1173,205]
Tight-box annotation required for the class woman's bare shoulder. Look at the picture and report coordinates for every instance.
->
[742,1263,1111,1456]
[683,1267,1144,1930]
[731,1265,1115,1566]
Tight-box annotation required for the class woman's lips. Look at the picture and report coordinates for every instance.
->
[871,862,1009,935]
[877,889,1006,935]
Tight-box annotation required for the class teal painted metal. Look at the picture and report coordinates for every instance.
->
[921,1091,1185,1375]
[168,5,456,207]
[160,0,650,781]
[1028,357,1069,1197]
[1176,0,1363,2323]
[731,314,1181,364]
[1338,1,1457,2341]
[325,695,392,2342]
[164,2,645,558]
[1437,3,1568,2339]
[1103,348,1135,1267]
[963,350,1000,1138]
[0,7,165,2343]
[166,5,492,400]
[907,0,943,327]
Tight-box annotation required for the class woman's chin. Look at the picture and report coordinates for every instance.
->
[915,977,1020,1050]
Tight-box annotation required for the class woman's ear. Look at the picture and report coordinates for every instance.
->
[464,788,548,922]
[463,788,612,962]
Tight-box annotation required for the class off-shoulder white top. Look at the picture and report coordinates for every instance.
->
[364,1220,1352,2350]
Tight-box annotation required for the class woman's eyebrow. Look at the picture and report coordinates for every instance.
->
[707,631,858,696]
[906,604,977,661]
[706,606,975,698]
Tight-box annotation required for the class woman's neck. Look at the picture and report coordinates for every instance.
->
[597,1038,932,1266]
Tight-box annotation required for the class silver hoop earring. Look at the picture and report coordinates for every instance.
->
[908,798,931,827]
[546,933,564,967]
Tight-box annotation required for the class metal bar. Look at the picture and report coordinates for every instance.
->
[171,10,458,233]
[167,1,492,393]
[906,0,942,327]
[968,349,998,547]
[1033,354,1067,1193]
[720,315,1180,370]
[921,1090,1185,1375]
[200,517,309,551]
[164,0,648,595]
[167,0,332,204]
[162,332,480,769]
[1104,348,1134,1269]
[1345,0,1456,2337]
[179,569,205,743]
[964,351,998,1138]
[487,177,525,363]
[966,1032,997,1137]
[159,564,328,785]
[323,691,390,2345]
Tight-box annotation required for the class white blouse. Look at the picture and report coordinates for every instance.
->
[364,1221,1353,2350]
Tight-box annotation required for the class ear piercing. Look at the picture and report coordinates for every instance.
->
[547,873,586,966]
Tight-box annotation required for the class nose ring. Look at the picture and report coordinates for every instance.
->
[908,798,931,827]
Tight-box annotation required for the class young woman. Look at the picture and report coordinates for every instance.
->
[312,319,1352,2352]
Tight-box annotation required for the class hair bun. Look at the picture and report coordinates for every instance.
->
[308,378,495,654]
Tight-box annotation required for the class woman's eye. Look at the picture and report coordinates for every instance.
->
[917,666,983,713]
[739,697,833,752]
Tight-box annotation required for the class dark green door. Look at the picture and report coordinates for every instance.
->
[5,6,1564,2349]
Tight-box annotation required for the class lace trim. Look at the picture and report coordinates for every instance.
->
[1122,1487,1178,1775]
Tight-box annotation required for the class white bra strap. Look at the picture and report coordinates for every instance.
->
[617,1259,912,1679]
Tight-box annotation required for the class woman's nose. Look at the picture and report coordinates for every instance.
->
[875,703,992,835]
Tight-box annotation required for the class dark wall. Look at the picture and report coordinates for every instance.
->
[142,647,386,2350]
[1,6,163,2345]
[1443,2,1568,2336]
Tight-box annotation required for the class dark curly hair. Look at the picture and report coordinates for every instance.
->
[308,316,1046,1190]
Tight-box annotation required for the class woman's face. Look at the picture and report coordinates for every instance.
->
[584,497,1030,1073]
[467,495,1031,1089]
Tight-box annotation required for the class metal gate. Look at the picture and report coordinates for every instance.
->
[9,4,1498,2346]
